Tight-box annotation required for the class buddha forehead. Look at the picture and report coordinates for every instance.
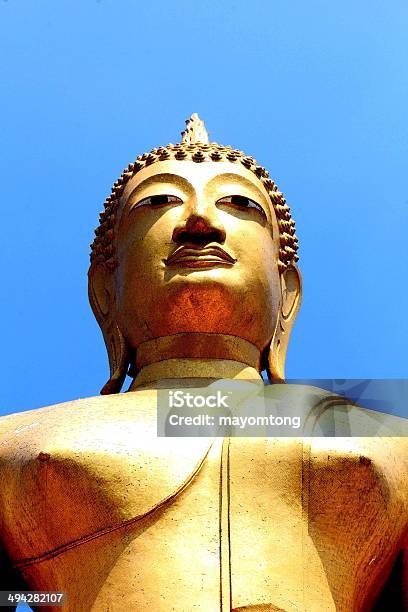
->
[120,159,278,229]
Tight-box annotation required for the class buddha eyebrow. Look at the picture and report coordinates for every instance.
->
[205,172,267,199]
[126,173,194,205]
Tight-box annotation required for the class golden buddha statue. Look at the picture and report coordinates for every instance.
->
[0,114,407,611]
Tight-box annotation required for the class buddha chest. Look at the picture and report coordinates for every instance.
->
[1,393,407,611]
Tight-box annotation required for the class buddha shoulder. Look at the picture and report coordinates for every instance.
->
[306,390,408,503]
[0,392,212,564]
[0,390,161,454]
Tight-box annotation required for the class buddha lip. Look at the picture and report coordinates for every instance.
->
[164,245,237,266]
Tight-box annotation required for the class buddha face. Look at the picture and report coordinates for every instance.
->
[113,160,282,353]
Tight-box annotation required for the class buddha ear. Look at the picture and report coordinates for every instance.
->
[88,262,130,395]
[267,265,302,382]
[88,261,112,321]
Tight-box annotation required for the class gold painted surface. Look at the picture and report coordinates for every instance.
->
[1,114,407,611]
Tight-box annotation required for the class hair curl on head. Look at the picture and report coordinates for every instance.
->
[90,114,299,272]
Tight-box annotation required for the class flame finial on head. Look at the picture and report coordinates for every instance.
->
[181,113,209,145]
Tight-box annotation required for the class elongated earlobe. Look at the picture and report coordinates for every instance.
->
[100,321,130,395]
[267,265,302,382]
[88,263,130,394]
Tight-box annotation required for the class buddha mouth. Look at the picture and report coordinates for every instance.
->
[164,245,237,268]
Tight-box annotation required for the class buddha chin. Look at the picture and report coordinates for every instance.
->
[116,263,279,353]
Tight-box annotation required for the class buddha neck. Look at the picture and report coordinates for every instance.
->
[129,333,263,389]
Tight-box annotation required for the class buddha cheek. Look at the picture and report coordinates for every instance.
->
[114,250,166,347]
[234,264,279,349]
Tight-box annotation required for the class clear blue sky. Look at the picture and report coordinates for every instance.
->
[1,1,407,418]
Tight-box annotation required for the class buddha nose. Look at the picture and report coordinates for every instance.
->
[172,208,226,246]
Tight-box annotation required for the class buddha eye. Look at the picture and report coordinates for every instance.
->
[132,194,183,209]
[216,195,266,217]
